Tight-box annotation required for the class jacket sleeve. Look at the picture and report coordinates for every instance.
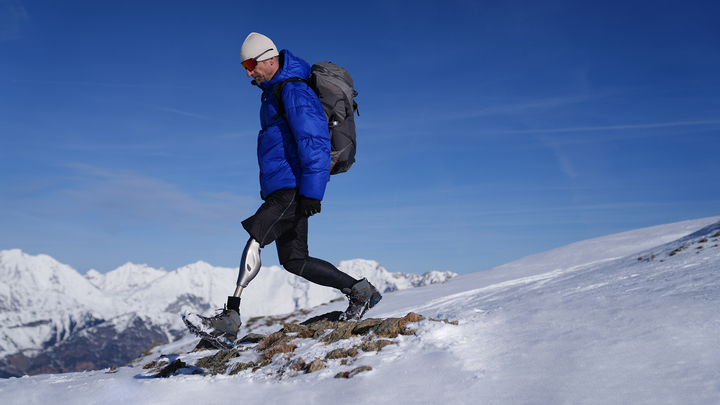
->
[282,81,331,200]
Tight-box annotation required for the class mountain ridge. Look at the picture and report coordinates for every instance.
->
[0,251,456,377]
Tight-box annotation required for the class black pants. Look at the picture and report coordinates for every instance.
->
[241,189,356,291]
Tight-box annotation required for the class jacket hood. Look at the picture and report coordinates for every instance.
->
[254,49,311,91]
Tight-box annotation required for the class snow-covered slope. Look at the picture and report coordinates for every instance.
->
[0,251,456,377]
[1,216,719,405]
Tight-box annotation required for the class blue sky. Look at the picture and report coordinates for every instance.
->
[2,0,719,275]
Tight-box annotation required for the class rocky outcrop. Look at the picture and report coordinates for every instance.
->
[154,312,452,379]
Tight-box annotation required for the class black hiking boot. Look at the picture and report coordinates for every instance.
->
[338,278,382,322]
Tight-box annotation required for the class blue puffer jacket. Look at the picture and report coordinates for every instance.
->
[253,50,331,201]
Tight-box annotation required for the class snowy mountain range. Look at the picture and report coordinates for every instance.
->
[0,252,455,378]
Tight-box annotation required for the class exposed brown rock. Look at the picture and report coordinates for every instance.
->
[289,358,306,371]
[372,312,427,338]
[352,318,384,335]
[402,312,425,324]
[321,322,357,344]
[259,343,297,362]
[335,365,372,379]
[238,333,265,344]
[325,347,359,360]
[196,348,243,375]
[361,339,396,352]
[306,359,325,373]
[256,330,284,351]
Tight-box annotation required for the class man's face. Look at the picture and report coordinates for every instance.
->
[246,58,275,83]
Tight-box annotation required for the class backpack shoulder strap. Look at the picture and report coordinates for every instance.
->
[272,78,309,120]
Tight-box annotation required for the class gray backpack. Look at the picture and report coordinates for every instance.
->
[272,61,358,175]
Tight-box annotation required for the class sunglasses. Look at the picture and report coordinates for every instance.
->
[241,48,274,71]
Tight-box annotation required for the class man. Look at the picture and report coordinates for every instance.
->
[183,33,381,344]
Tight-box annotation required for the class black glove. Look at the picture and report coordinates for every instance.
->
[299,196,321,217]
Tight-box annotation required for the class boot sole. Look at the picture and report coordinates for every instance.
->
[369,292,382,308]
[183,315,237,350]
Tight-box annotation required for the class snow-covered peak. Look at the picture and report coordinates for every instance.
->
[0,249,105,311]
[84,269,103,286]
[0,250,113,356]
[336,259,457,293]
[86,262,167,291]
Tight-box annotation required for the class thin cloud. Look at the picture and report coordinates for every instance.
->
[461,95,595,118]
[363,94,599,131]
[497,119,720,135]
[480,118,720,150]
[151,105,213,120]
[8,163,257,234]
[414,95,596,124]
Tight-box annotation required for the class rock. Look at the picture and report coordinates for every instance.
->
[289,358,306,371]
[196,349,243,375]
[281,323,306,333]
[237,333,265,344]
[306,359,325,373]
[335,365,372,379]
[361,340,396,352]
[281,323,313,339]
[192,338,223,352]
[374,318,404,338]
[259,343,297,362]
[156,359,188,378]
[375,312,426,338]
[321,322,357,344]
[256,331,285,351]
[353,318,383,335]
[229,362,255,375]
[303,318,342,339]
[325,348,359,360]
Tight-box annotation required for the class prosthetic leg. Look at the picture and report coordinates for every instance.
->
[225,237,262,312]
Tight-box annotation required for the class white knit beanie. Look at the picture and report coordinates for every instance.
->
[240,32,279,62]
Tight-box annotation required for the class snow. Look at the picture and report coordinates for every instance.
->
[2,216,720,404]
